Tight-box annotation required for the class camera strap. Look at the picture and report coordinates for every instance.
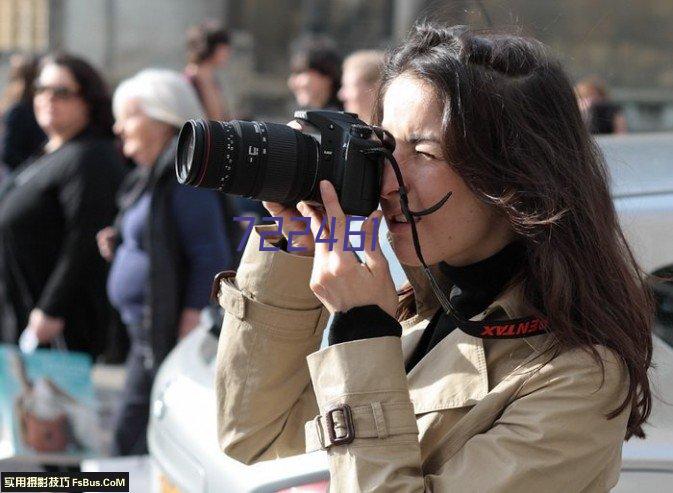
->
[362,147,549,339]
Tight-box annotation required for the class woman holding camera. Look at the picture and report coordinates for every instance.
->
[214,25,653,491]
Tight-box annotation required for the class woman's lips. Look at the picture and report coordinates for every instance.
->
[385,213,419,234]
[388,221,411,234]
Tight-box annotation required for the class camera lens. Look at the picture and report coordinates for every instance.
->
[176,119,320,204]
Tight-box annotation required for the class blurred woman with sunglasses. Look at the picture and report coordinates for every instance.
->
[0,53,126,356]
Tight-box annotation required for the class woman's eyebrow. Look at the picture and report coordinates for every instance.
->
[407,133,441,145]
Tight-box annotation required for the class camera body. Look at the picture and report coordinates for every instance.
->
[292,110,384,215]
[175,110,388,216]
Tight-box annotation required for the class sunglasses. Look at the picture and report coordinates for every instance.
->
[34,84,81,100]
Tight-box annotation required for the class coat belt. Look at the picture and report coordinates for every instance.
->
[305,401,419,452]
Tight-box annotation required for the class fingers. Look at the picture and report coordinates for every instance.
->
[319,180,347,242]
[96,229,113,260]
[262,202,294,235]
[297,198,356,266]
[311,181,374,265]
[261,201,289,217]
[287,120,305,132]
[361,210,388,272]
[297,201,326,255]
[96,227,110,243]
[263,201,315,251]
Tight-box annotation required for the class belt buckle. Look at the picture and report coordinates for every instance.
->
[325,404,355,446]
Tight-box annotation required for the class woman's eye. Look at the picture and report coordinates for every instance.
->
[415,149,436,160]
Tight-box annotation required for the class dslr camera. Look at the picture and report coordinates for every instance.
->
[175,110,390,216]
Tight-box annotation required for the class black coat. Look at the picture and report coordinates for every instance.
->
[0,129,127,355]
[0,101,46,170]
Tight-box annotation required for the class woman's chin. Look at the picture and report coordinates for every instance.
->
[36,119,56,134]
[390,238,422,267]
[123,144,142,163]
[390,235,449,267]
[295,94,310,107]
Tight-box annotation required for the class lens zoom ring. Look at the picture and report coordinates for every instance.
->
[211,123,236,190]
[260,124,299,202]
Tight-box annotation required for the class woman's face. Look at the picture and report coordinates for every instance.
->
[288,69,332,108]
[113,97,171,167]
[211,44,231,68]
[380,75,513,267]
[33,64,89,139]
[338,67,377,124]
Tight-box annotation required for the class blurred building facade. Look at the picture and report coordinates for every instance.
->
[1,0,672,129]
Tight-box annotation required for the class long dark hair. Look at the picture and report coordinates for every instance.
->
[39,53,114,138]
[377,24,653,439]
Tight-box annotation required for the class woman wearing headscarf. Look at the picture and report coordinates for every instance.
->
[99,69,234,455]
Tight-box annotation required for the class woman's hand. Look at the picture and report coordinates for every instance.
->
[96,226,118,262]
[298,180,398,317]
[261,200,315,255]
[24,308,65,344]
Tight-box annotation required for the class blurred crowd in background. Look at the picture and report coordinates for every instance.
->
[0,8,661,457]
[0,20,390,457]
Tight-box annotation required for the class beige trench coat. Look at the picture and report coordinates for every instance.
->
[215,225,630,492]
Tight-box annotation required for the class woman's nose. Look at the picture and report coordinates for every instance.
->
[36,92,54,105]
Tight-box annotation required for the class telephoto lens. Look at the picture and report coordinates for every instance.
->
[176,119,320,204]
[176,111,385,216]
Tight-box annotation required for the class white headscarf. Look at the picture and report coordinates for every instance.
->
[113,69,205,128]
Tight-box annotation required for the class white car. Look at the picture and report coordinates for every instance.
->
[148,134,673,492]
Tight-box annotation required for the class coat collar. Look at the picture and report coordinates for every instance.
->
[398,261,535,413]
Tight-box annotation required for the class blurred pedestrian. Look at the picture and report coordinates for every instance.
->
[288,36,343,111]
[0,53,126,355]
[575,76,627,134]
[103,68,234,455]
[338,49,384,124]
[184,21,232,121]
[0,54,46,171]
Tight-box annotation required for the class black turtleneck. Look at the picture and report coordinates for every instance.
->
[328,241,526,373]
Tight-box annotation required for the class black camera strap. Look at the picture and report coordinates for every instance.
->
[362,147,549,339]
